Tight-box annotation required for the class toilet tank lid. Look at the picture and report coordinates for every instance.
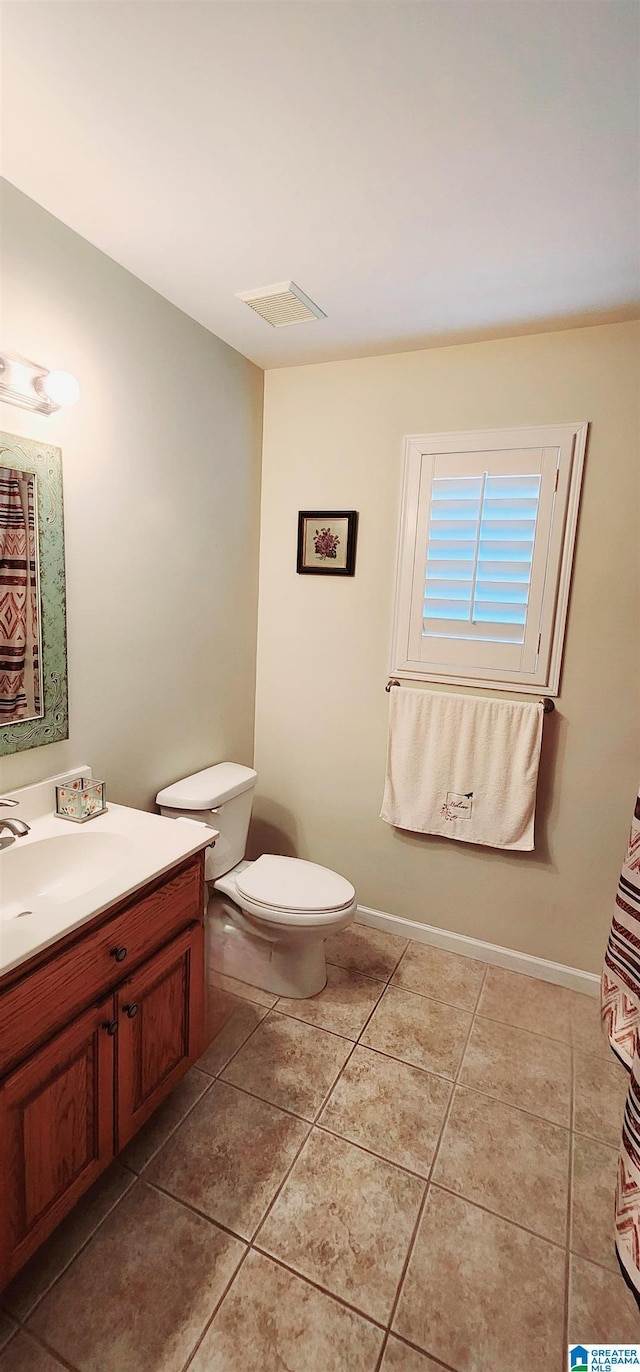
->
[156,763,257,810]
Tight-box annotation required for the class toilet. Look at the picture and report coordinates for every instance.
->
[156,763,357,998]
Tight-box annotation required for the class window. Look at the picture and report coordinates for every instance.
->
[390,423,588,694]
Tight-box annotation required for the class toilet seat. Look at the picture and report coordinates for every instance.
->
[231,854,357,927]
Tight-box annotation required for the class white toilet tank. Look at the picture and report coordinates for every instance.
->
[156,763,257,881]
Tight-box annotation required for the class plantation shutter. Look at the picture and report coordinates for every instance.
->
[422,472,542,644]
[391,425,587,692]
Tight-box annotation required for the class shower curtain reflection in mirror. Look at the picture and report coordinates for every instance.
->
[0,466,42,722]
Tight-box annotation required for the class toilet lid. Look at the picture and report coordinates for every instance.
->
[235,855,355,913]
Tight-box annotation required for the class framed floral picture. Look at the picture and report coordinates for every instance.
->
[296,510,358,576]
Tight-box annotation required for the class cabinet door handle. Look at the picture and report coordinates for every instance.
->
[110,946,128,963]
[102,1019,119,1036]
[122,1002,139,1019]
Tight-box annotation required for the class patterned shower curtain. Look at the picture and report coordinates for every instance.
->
[601,784,640,1297]
[0,466,40,721]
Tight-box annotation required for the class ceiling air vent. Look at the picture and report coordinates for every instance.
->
[236,281,326,328]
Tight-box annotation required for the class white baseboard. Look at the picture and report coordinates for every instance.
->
[355,904,600,999]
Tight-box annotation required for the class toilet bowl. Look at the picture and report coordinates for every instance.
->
[156,764,356,998]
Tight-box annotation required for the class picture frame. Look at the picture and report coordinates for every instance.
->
[296,510,358,576]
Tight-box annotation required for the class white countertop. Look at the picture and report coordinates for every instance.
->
[0,799,217,979]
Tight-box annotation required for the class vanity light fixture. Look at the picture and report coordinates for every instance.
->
[0,350,80,414]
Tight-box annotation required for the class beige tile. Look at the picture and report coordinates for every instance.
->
[276,963,385,1040]
[190,1249,384,1372]
[571,1133,619,1270]
[258,1128,424,1322]
[208,967,278,1008]
[197,996,268,1076]
[2,1161,135,1321]
[319,1044,452,1175]
[222,1012,352,1120]
[361,985,472,1079]
[392,942,486,1011]
[460,1016,572,1125]
[205,981,243,1041]
[477,965,574,1040]
[573,1049,629,1146]
[381,1336,445,1372]
[433,1085,570,1243]
[570,990,612,1059]
[569,1253,640,1342]
[0,1317,17,1354]
[121,1067,212,1172]
[28,1182,245,1372]
[394,1187,565,1372]
[324,923,408,981]
[147,1079,308,1239]
[0,1332,68,1372]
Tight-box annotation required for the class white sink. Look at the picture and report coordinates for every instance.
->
[0,769,218,977]
[0,831,135,922]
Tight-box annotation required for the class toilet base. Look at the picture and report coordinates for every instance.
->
[206,896,328,999]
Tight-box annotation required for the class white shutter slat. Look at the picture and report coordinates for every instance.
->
[423,472,541,643]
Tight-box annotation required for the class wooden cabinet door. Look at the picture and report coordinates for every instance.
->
[116,921,204,1149]
[0,995,115,1286]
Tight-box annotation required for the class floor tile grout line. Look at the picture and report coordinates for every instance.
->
[128,1074,217,1177]
[475,1009,592,1049]
[206,1072,322,1126]
[14,1325,83,1372]
[325,957,395,984]
[426,1180,569,1252]
[200,999,273,1078]
[311,1037,361,1127]
[245,1105,318,1249]
[141,1175,271,1246]
[312,1118,433,1181]
[180,1243,252,1372]
[249,1244,389,1331]
[385,1330,461,1372]
[373,963,491,1372]
[369,979,483,1018]
[236,1003,362,1045]
[6,1168,139,1329]
[450,1076,572,1131]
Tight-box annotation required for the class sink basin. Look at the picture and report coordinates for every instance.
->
[0,831,135,921]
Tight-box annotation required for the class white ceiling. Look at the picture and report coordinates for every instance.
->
[2,1,639,369]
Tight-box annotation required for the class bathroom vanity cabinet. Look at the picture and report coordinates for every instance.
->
[0,851,206,1287]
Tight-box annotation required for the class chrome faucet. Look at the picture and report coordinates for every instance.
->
[0,817,30,837]
[0,799,29,837]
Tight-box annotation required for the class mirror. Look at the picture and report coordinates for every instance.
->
[0,431,68,755]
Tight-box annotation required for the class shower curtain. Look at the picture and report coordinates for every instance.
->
[602,783,640,1298]
[0,466,39,721]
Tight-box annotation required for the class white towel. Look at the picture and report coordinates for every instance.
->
[380,688,544,850]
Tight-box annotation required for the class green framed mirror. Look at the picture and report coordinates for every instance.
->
[0,430,68,755]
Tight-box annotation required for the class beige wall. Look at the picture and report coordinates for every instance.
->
[255,321,640,974]
[1,182,264,807]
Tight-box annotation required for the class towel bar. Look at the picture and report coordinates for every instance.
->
[385,680,555,713]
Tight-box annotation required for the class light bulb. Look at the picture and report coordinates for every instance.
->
[43,370,80,407]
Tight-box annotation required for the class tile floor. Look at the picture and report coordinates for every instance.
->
[2,923,639,1372]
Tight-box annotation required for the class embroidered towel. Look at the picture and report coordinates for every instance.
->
[380,688,544,850]
[601,784,640,1298]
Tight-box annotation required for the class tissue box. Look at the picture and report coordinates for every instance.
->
[55,777,107,823]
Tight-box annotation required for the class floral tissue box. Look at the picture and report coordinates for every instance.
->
[55,776,107,823]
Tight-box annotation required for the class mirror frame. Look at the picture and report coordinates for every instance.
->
[0,430,68,755]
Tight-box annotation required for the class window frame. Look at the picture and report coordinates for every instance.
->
[389,422,588,695]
